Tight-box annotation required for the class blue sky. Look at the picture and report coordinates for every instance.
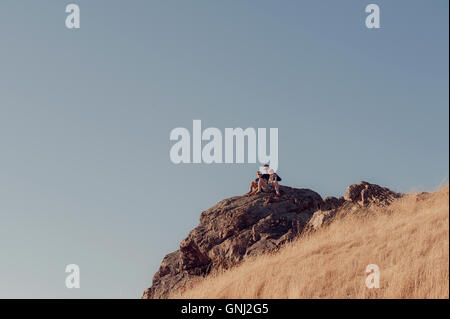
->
[0,1,448,298]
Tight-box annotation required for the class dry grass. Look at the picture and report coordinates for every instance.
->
[171,187,449,299]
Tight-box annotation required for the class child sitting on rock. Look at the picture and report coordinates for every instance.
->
[247,171,263,195]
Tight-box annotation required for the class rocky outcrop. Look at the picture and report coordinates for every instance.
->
[344,181,401,206]
[305,181,402,231]
[142,181,401,299]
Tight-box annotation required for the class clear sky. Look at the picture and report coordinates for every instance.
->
[0,1,448,298]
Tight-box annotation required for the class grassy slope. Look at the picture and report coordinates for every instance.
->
[171,187,449,299]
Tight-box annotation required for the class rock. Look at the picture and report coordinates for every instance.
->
[344,181,401,206]
[415,192,430,202]
[305,209,336,231]
[143,185,322,298]
[142,181,402,299]
[321,196,346,210]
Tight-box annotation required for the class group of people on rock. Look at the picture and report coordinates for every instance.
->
[246,164,281,196]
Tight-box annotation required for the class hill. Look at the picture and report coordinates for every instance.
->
[143,182,449,299]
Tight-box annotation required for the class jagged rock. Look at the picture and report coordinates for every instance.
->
[305,209,336,231]
[142,185,322,299]
[415,192,430,202]
[344,181,401,206]
[321,196,346,210]
[142,181,402,299]
[305,182,403,231]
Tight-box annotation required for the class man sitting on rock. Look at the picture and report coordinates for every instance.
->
[258,168,281,196]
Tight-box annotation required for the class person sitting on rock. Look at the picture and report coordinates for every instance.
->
[257,168,281,196]
[247,171,263,195]
[247,165,271,196]
[261,164,271,180]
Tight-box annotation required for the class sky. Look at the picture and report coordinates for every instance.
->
[0,1,448,298]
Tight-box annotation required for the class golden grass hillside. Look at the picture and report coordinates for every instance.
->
[171,187,449,299]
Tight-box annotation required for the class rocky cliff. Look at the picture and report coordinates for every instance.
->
[142,181,401,299]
